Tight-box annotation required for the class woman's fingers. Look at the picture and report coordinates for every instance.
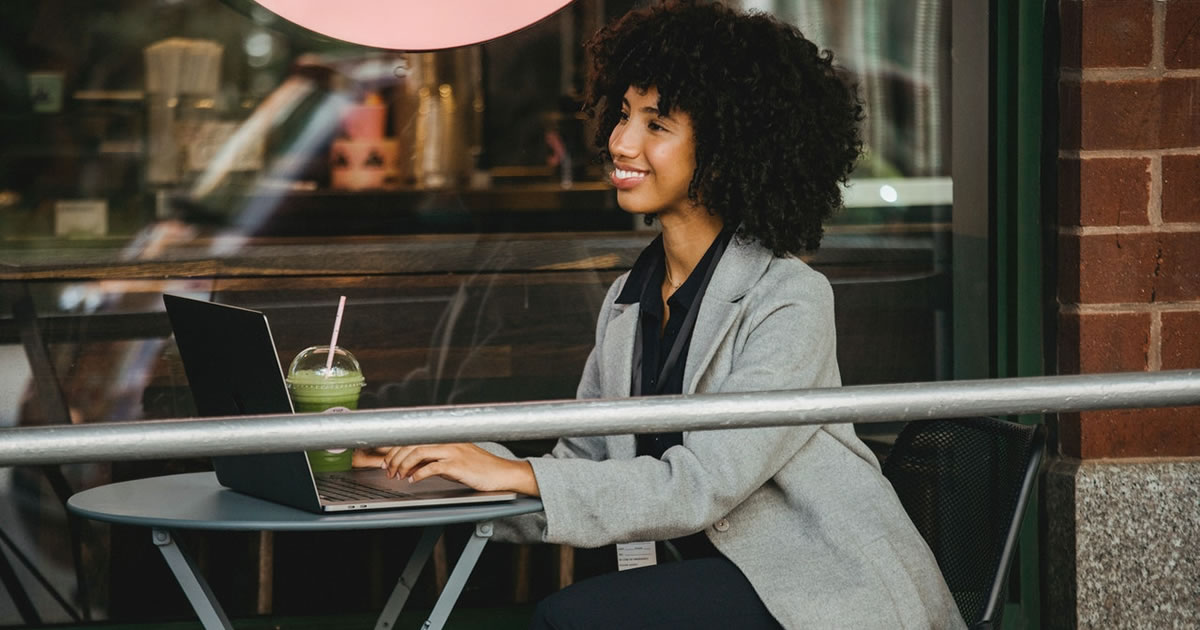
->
[383,444,483,484]
[399,446,448,480]
[407,459,447,484]
[352,448,385,468]
[382,445,416,477]
[382,444,443,480]
[373,443,538,496]
[349,446,538,495]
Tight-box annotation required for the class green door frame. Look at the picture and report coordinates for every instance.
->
[992,0,1049,628]
[955,0,1049,627]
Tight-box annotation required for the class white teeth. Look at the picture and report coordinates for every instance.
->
[615,168,646,179]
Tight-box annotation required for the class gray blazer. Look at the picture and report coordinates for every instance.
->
[486,237,966,629]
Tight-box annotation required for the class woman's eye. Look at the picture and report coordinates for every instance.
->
[648,121,665,132]
[617,110,630,122]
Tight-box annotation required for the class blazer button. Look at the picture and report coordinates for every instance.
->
[714,518,730,532]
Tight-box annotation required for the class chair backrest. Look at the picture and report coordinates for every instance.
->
[881,417,1045,629]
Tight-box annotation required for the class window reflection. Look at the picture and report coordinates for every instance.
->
[0,0,955,625]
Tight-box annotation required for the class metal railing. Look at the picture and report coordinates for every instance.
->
[1,370,1198,467]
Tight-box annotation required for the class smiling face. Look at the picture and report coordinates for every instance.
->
[608,86,701,218]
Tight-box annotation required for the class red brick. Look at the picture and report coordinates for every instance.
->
[1061,232,1200,303]
[1060,81,1083,150]
[1078,80,1160,150]
[1059,158,1083,225]
[1065,157,1084,225]
[1060,1,1083,69]
[1059,233,1082,302]
[1059,0,1156,69]
[1162,154,1200,223]
[1059,157,1151,227]
[1058,311,1151,373]
[1058,412,1083,458]
[1157,231,1200,301]
[1066,0,1156,68]
[1162,310,1200,369]
[1161,78,1200,147]
[1165,0,1200,69]
[1068,407,1200,458]
[1062,233,1159,302]
[1075,78,1200,150]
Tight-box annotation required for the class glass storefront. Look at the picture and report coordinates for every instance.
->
[0,0,965,625]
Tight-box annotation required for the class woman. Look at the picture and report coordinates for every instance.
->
[362,2,965,628]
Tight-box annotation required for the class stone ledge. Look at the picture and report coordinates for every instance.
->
[1044,456,1200,629]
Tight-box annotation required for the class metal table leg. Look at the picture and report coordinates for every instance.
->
[375,525,444,630]
[152,521,492,630]
[421,521,494,630]
[151,528,233,630]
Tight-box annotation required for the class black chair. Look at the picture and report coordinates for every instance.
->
[881,417,1045,630]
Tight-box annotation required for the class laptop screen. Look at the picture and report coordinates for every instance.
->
[163,294,328,511]
[163,294,294,418]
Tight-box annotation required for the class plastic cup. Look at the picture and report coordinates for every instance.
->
[286,345,365,472]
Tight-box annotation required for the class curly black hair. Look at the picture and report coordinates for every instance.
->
[584,0,863,255]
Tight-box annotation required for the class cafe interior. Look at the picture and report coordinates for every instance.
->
[0,0,967,627]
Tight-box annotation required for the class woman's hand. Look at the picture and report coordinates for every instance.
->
[352,447,391,469]
[361,444,540,497]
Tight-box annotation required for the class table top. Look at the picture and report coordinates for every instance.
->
[68,472,543,531]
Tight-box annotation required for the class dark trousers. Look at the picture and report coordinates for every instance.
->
[529,556,783,630]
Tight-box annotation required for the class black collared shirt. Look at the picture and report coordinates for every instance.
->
[617,229,732,445]
[615,228,732,561]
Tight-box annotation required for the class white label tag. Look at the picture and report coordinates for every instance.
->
[616,541,656,571]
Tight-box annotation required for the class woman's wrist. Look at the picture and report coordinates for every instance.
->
[506,460,541,497]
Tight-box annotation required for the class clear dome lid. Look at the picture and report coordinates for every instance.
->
[286,345,364,387]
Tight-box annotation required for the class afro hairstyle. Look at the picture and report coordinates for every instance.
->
[584,0,863,255]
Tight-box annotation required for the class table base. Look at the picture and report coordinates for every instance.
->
[151,522,495,630]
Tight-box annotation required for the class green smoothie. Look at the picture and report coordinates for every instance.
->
[286,346,365,473]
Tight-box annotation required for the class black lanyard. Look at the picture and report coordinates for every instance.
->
[630,235,729,397]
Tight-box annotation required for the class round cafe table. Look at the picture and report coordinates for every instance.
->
[69,472,543,630]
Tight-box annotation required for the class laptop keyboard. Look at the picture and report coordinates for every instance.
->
[316,476,415,502]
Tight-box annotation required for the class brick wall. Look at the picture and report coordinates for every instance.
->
[1057,0,1200,458]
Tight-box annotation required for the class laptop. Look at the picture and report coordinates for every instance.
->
[162,293,517,513]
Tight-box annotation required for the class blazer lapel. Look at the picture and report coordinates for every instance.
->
[684,301,738,393]
[684,237,774,393]
[601,301,639,459]
[601,302,639,399]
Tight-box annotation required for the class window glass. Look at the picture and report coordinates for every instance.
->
[0,0,959,624]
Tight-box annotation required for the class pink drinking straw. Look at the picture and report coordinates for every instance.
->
[325,295,347,377]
